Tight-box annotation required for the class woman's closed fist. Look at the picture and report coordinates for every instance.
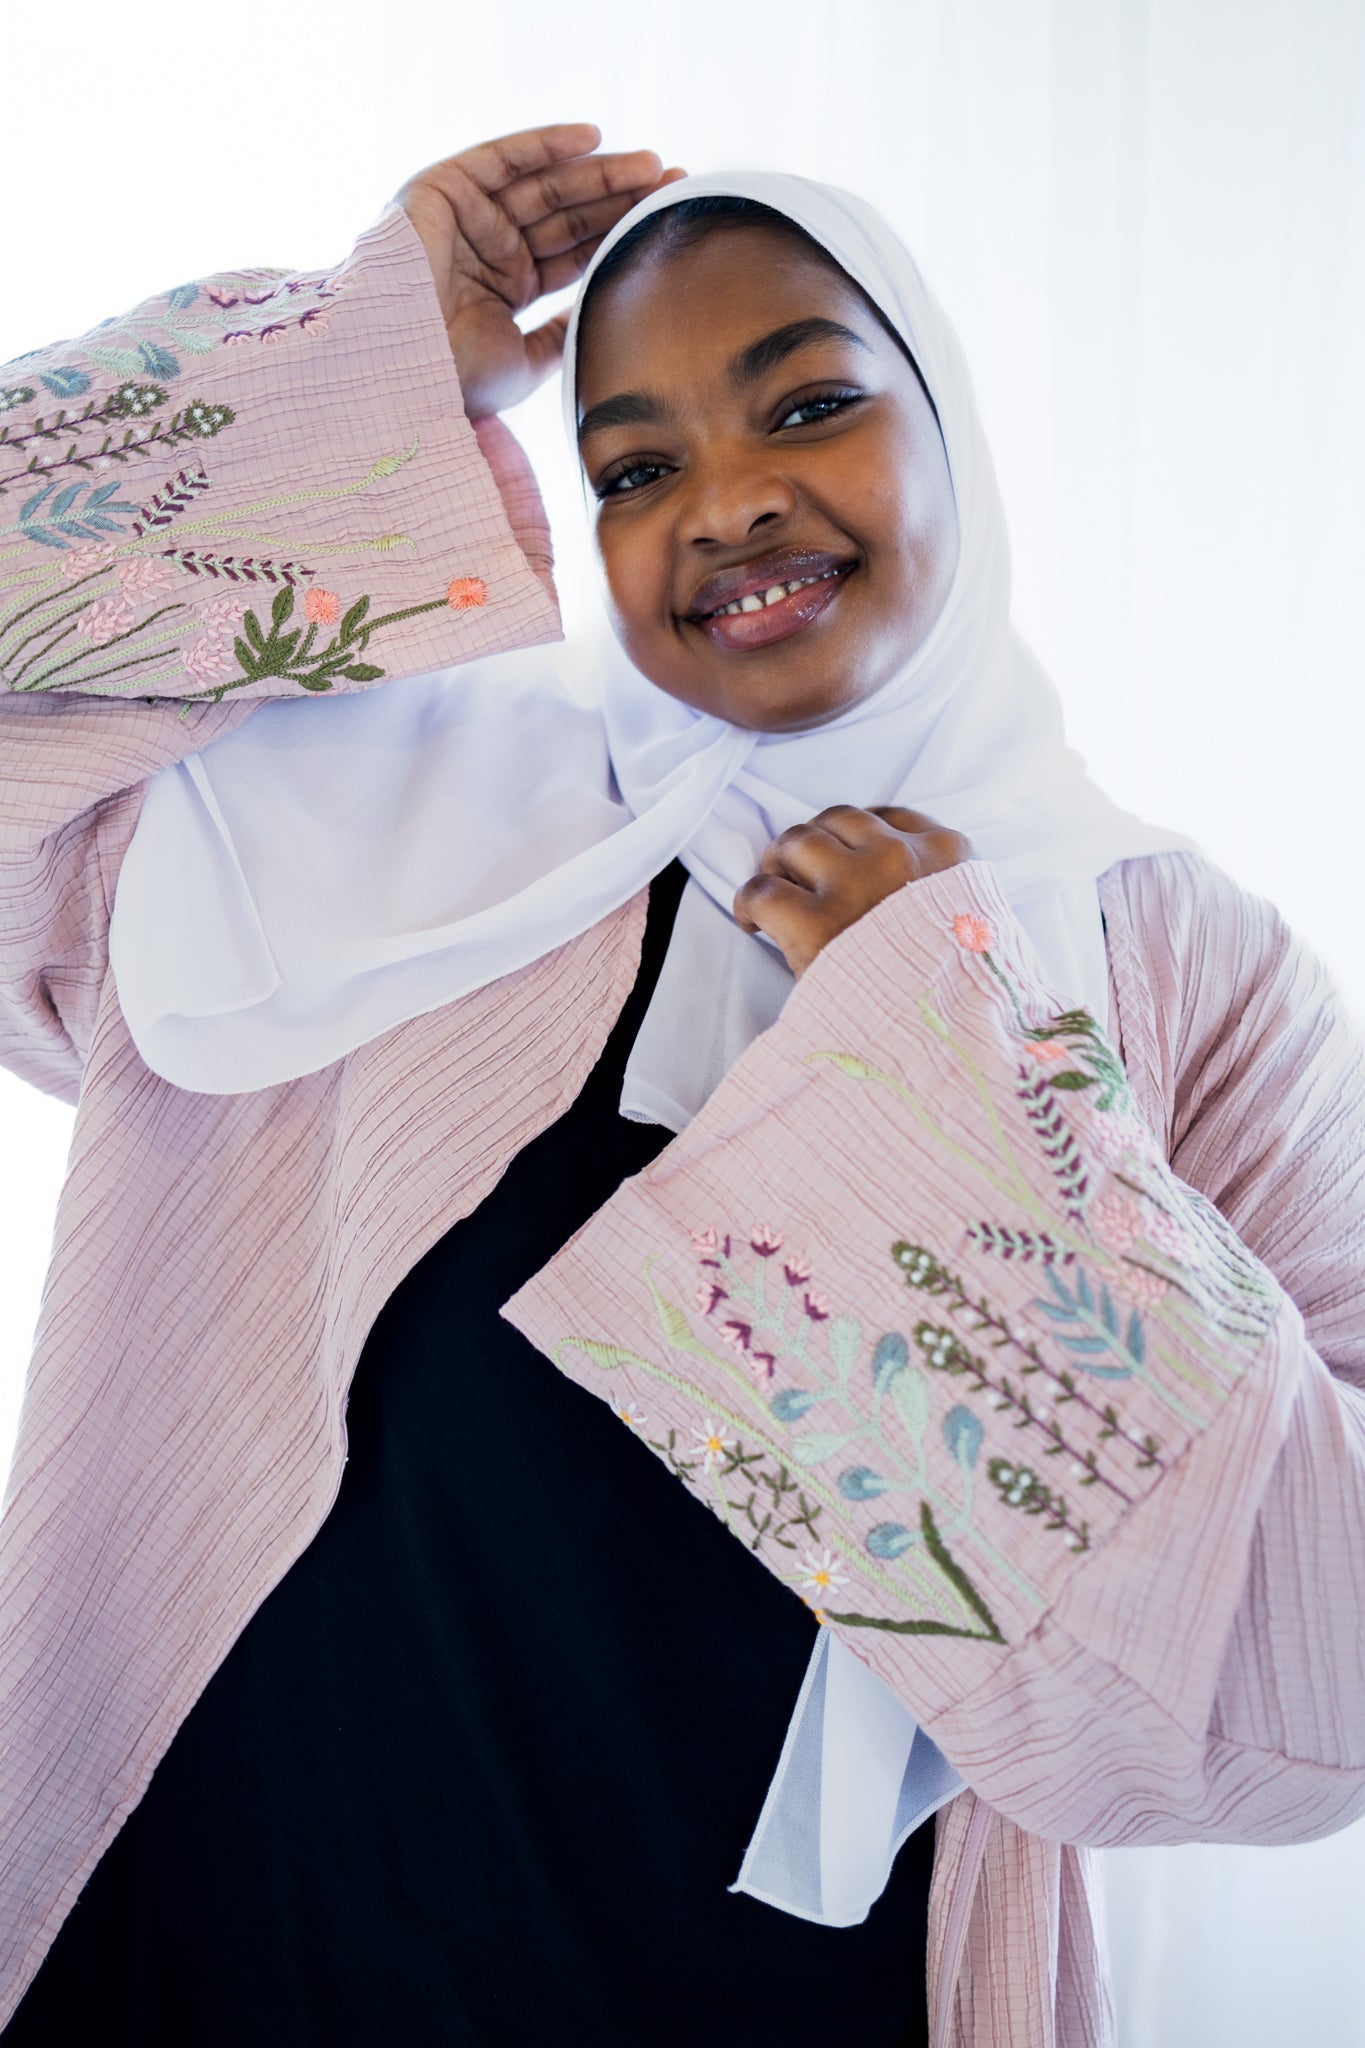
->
[734,805,973,977]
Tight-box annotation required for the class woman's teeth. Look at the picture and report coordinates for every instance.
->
[714,573,831,617]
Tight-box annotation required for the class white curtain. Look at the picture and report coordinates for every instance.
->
[3,3,1363,2039]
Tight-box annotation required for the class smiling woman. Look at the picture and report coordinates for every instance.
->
[576,200,958,731]
[3,125,1365,2048]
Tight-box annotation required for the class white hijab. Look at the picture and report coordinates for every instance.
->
[109,173,1191,1924]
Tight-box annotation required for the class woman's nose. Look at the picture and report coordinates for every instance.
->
[678,446,798,549]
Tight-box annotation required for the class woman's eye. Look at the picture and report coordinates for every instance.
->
[777,390,864,430]
[596,460,670,500]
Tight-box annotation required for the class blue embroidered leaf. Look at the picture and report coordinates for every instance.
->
[1126,1308,1145,1365]
[137,341,180,380]
[871,1330,909,1393]
[838,1465,891,1502]
[866,1522,917,1560]
[942,1405,983,1469]
[1075,1267,1095,1316]
[50,485,82,518]
[84,347,148,377]
[770,1388,820,1424]
[827,1313,862,1384]
[890,1364,931,1444]
[22,525,65,549]
[39,367,90,398]
[86,482,123,508]
[166,283,200,312]
[20,485,54,523]
[1060,1333,1112,1355]
[789,1429,854,1470]
[1099,1284,1119,1338]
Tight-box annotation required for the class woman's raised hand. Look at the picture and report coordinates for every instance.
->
[735,806,975,978]
[396,124,684,419]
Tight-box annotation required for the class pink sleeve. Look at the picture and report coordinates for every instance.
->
[503,858,1365,1850]
[0,205,562,1095]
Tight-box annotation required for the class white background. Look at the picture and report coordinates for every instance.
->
[3,3,1363,2040]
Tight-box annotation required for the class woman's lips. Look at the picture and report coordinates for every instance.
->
[689,566,852,651]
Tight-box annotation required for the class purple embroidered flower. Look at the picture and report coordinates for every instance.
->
[749,1349,777,1387]
[750,1224,783,1257]
[695,1280,727,1316]
[802,1291,832,1323]
[718,1319,752,1351]
[783,1257,812,1288]
[690,1227,719,1255]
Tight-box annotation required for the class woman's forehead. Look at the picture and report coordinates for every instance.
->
[574,226,885,403]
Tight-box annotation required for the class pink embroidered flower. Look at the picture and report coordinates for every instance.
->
[74,595,134,646]
[693,1418,736,1473]
[60,544,116,584]
[260,324,290,344]
[798,1547,848,1600]
[1089,1111,1160,1168]
[446,576,487,611]
[304,587,341,626]
[803,1291,832,1323]
[1113,1262,1169,1309]
[690,1227,719,1254]
[951,912,994,953]
[182,634,237,685]
[1145,1207,1196,1261]
[1088,1190,1143,1256]
[718,1319,752,1351]
[117,554,178,600]
[750,1225,783,1257]
[197,594,242,632]
[695,1281,727,1317]
[299,308,331,338]
[1028,1039,1070,1064]
[207,288,241,309]
[750,1349,777,1387]
[223,331,254,347]
[783,1257,812,1288]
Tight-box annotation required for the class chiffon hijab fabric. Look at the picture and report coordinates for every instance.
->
[107,172,1190,1926]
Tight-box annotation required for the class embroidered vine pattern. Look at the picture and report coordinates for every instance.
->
[1,392,237,502]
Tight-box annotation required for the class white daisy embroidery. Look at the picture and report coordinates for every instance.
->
[798,1548,848,1600]
[693,1418,736,1472]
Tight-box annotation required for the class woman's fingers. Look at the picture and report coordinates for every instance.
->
[520,310,572,388]
[734,872,814,939]
[450,123,606,194]
[503,148,666,229]
[523,187,657,261]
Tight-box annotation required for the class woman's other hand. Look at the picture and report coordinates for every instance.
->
[397,125,683,418]
[735,806,974,978]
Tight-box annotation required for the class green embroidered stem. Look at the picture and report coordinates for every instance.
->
[827,1505,1005,1642]
[14,604,185,692]
[160,442,419,539]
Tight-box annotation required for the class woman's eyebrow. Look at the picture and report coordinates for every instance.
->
[577,318,873,447]
[730,317,873,388]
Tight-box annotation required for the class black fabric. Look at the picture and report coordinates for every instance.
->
[9,862,935,2046]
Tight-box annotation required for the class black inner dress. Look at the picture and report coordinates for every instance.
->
[10,861,935,2047]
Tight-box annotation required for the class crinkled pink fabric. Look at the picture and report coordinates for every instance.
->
[3,210,1364,2046]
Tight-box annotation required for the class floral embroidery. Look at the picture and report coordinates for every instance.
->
[694,1418,737,1472]
[304,587,341,625]
[0,386,34,413]
[445,575,487,610]
[951,912,994,953]
[798,1547,848,1600]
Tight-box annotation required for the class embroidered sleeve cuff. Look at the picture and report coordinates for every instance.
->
[503,859,1304,1770]
[0,205,560,703]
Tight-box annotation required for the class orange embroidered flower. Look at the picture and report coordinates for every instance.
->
[446,576,487,611]
[951,912,994,953]
[304,588,341,625]
[1028,1039,1069,1063]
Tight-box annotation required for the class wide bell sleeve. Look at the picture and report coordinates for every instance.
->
[503,853,1365,1853]
[0,205,561,1097]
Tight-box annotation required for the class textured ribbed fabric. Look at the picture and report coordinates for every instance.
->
[4,209,1365,2047]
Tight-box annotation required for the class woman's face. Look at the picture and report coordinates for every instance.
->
[575,223,959,733]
